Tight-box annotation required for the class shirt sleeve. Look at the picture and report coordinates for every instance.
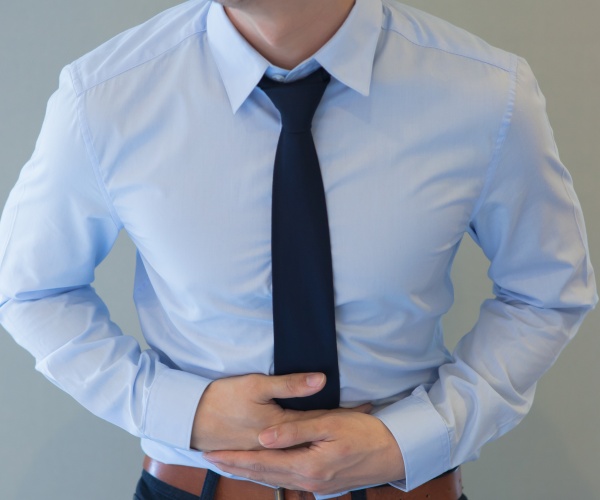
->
[0,66,211,450]
[374,57,598,491]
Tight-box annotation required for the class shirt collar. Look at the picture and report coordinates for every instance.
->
[207,0,383,113]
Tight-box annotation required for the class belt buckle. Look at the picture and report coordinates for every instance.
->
[275,487,285,500]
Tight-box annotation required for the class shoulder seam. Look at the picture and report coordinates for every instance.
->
[67,64,123,231]
[468,54,520,223]
[72,30,206,96]
[382,24,513,73]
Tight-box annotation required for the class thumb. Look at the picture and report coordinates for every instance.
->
[257,373,326,402]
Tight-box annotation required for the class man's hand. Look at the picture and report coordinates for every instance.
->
[191,372,368,452]
[203,411,406,495]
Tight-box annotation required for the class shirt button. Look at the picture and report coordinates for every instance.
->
[272,74,285,82]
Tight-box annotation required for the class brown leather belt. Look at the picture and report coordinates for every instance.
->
[143,455,463,499]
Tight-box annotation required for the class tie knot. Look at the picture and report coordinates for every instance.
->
[259,68,331,133]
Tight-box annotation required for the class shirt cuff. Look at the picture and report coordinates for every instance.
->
[373,386,451,491]
[143,368,212,450]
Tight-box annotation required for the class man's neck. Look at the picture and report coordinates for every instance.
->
[222,0,355,70]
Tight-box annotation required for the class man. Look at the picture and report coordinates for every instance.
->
[0,0,596,499]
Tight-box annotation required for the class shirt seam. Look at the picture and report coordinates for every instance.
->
[71,31,206,97]
[68,64,123,231]
[381,24,512,73]
[468,53,520,223]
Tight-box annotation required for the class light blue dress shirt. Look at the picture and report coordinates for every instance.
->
[0,0,597,495]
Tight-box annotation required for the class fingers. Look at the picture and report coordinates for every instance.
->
[204,448,314,491]
[334,403,373,414]
[259,417,330,448]
[258,404,372,449]
[205,448,305,474]
[255,372,326,402]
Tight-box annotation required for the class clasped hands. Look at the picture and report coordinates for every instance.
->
[191,373,405,496]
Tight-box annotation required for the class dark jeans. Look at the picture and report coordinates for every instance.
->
[135,470,200,500]
[134,469,469,500]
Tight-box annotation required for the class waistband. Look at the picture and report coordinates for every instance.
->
[143,455,463,499]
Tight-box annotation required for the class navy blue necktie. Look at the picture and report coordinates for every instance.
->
[259,68,340,411]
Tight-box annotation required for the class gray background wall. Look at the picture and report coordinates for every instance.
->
[0,1,598,498]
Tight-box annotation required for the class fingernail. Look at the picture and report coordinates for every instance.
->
[259,428,278,446]
[306,373,324,387]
